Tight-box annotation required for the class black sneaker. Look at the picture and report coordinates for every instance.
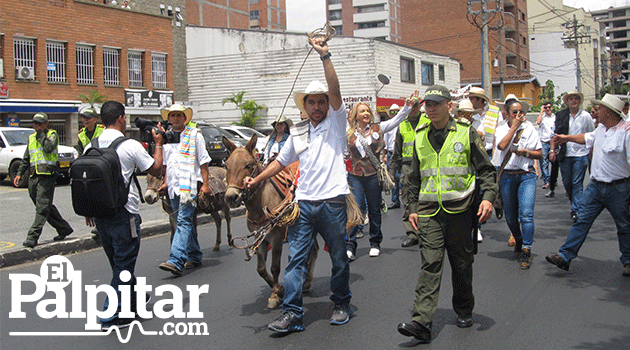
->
[53,230,73,241]
[268,311,304,333]
[22,239,37,248]
[101,317,134,331]
[546,254,570,271]
[330,304,352,325]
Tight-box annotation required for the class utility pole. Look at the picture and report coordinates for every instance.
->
[562,14,590,94]
[468,0,503,95]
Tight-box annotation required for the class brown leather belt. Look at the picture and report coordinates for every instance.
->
[593,177,630,186]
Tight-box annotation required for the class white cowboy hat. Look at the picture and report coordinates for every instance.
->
[390,103,401,110]
[562,90,584,105]
[161,104,193,125]
[592,94,626,119]
[498,94,530,113]
[271,114,294,128]
[465,87,490,103]
[294,80,328,116]
[453,99,477,113]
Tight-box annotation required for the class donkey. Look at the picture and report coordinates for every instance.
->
[222,134,320,309]
[144,167,233,251]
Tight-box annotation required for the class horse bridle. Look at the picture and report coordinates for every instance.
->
[226,155,264,203]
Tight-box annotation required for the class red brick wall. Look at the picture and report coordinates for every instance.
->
[1,0,174,103]
[187,0,201,26]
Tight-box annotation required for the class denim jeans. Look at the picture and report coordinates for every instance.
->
[500,172,537,249]
[387,151,401,206]
[95,209,141,322]
[283,196,351,317]
[541,142,551,185]
[347,173,383,254]
[559,155,590,214]
[167,195,202,270]
[558,180,630,265]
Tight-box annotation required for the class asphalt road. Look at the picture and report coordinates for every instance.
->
[1,176,629,349]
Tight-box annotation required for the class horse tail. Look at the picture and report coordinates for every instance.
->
[345,192,365,233]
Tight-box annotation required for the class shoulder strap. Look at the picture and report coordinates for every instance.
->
[98,136,145,203]
[108,136,130,150]
[355,131,381,168]
[497,128,525,182]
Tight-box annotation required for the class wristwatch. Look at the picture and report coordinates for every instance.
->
[525,150,530,158]
[553,149,559,155]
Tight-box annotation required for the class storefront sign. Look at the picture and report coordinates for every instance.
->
[6,117,20,127]
[376,97,406,113]
[0,82,8,99]
[125,89,174,108]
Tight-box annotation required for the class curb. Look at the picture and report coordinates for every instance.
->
[0,207,247,269]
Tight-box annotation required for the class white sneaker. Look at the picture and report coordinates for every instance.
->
[363,216,369,225]
[477,229,483,243]
[369,248,380,257]
[347,250,356,261]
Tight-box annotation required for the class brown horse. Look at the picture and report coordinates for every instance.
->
[144,167,233,251]
[222,134,319,309]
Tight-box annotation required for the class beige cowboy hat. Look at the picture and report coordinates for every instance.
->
[465,87,490,103]
[453,99,477,113]
[294,80,328,116]
[562,90,584,105]
[498,94,530,113]
[271,114,294,128]
[390,103,401,111]
[592,94,626,119]
[161,104,193,125]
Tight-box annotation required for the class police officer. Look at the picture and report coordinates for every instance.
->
[389,97,430,247]
[76,107,105,154]
[14,113,73,248]
[397,86,497,344]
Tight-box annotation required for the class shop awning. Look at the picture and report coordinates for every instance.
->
[0,99,81,113]
[376,97,406,113]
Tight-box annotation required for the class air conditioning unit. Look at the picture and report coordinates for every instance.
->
[16,66,35,80]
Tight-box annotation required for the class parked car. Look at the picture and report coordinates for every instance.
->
[198,124,246,166]
[222,125,269,158]
[0,127,79,187]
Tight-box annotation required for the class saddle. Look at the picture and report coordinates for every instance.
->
[269,161,299,200]
[198,176,227,214]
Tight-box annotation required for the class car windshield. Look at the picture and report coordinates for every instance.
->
[237,128,264,138]
[2,129,35,146]
[201,127,223,141]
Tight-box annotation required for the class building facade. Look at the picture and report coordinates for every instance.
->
[591,5,630,92]
[326,0,402,43]
[249,0,286,30]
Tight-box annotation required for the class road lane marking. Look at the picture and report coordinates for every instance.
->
[0,241,16,249]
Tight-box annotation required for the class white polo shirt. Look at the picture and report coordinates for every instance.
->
[585,121,630,183]
[566,109,595,157]
[276,104,350,201]
[492,120,542,171]
[84,129,155,214]
[539,113,556,142]
[163,129,211,200]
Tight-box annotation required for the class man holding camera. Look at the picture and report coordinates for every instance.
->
[158,104,212,276]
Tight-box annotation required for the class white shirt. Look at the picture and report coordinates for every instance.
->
[585,121,630,182]
[492,121,542,171]
[566,109,595,157]
[383,126,397,152]
[163,129,212,199]
[84,129,155,214]
[538,112,556,142]
[276,104,350,201]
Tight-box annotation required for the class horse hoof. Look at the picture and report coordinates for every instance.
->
[267,295,281,309]
[213,245,220,251]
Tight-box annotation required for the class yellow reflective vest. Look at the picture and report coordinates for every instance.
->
[78,124,105,148]
[28,129,58,175]
[399,114,431,162]
[415,122,475,216]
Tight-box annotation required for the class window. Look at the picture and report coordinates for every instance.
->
[400,57,415,83]
[152,53,167,89]
[328,0,341,4]
[438,65,445,81]
[333,25,343,34]
[128,51,143,87]
[421,62,434,85]
[46,41,66,83]
[250,10,260,20]
[249,0,258,3]
[13,37,36,79]
[522,59,528,70]
[358,21,386,29]
[76,44,94,84]
[103,48,120,86]
[329,10,342,20]
[357,4,384,13]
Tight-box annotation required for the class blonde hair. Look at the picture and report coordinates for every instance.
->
[346,102,375,140]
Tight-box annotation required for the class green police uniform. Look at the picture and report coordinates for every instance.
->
[404,117,496,330]
[77,124,105,154]
[18,129,73,243]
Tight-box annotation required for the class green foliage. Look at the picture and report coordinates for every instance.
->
[77,89,107,108]
[532,80,563,113]
[222,91,266,128]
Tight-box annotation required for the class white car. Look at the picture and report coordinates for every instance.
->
[222,125,269,159]
[0,127,79,187]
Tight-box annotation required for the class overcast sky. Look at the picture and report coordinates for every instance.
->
[285,1,630,33]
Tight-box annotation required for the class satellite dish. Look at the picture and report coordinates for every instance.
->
[377,74,390,85]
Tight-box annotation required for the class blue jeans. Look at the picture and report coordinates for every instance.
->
[387,151,401,206]
[558,180,630,265]
[559,155,589,214]
[347,173,383,254]
[500,172,537,249]
[541,142,551,184]
[95,209,141,322]
[283,196,351,317]
[167,195,202,270]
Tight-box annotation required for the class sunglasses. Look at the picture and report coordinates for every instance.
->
[544,106,552,109]
[510,110,525,115]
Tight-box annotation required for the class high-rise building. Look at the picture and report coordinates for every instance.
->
[326,0,402,43]
[591,5,630,91]
[249,0,287,30]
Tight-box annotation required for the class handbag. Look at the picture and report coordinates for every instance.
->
[356,131,396,193]
[494,129,525,219]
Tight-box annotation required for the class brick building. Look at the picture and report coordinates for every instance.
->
[326,0,402,43]
[249,0,286,30]
[0,0,174,146]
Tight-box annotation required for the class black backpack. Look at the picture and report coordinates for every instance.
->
[70,136,143,218]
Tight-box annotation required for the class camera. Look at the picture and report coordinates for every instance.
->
[134,118,179,144]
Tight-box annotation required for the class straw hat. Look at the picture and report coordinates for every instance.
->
[562,90,584,105]
[591,94,626,119]
[453,99,477,113]
[271,114,294,128]
[161,104,193,125]
[465,87,490,103]
[294,80,328,115]
[498,94,530,113]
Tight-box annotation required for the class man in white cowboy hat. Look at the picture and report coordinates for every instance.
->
[546,94,630,277]
[244,36,352,333]
[549,90,595,222]
[384,103,402,209]
[157,104,212,276]
[465,87,503,157]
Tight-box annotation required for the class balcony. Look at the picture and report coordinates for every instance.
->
[353,0,388,6]
[504,38,518,56]
[354,26,391,38]
[504,12,516,32]
[249,19,260,28]
[354,10,389,24]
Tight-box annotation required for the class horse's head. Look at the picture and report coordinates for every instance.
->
[223,134,261,207]
[145,173,164,204]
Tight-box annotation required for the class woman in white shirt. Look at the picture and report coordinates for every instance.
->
[493,96,542,270]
